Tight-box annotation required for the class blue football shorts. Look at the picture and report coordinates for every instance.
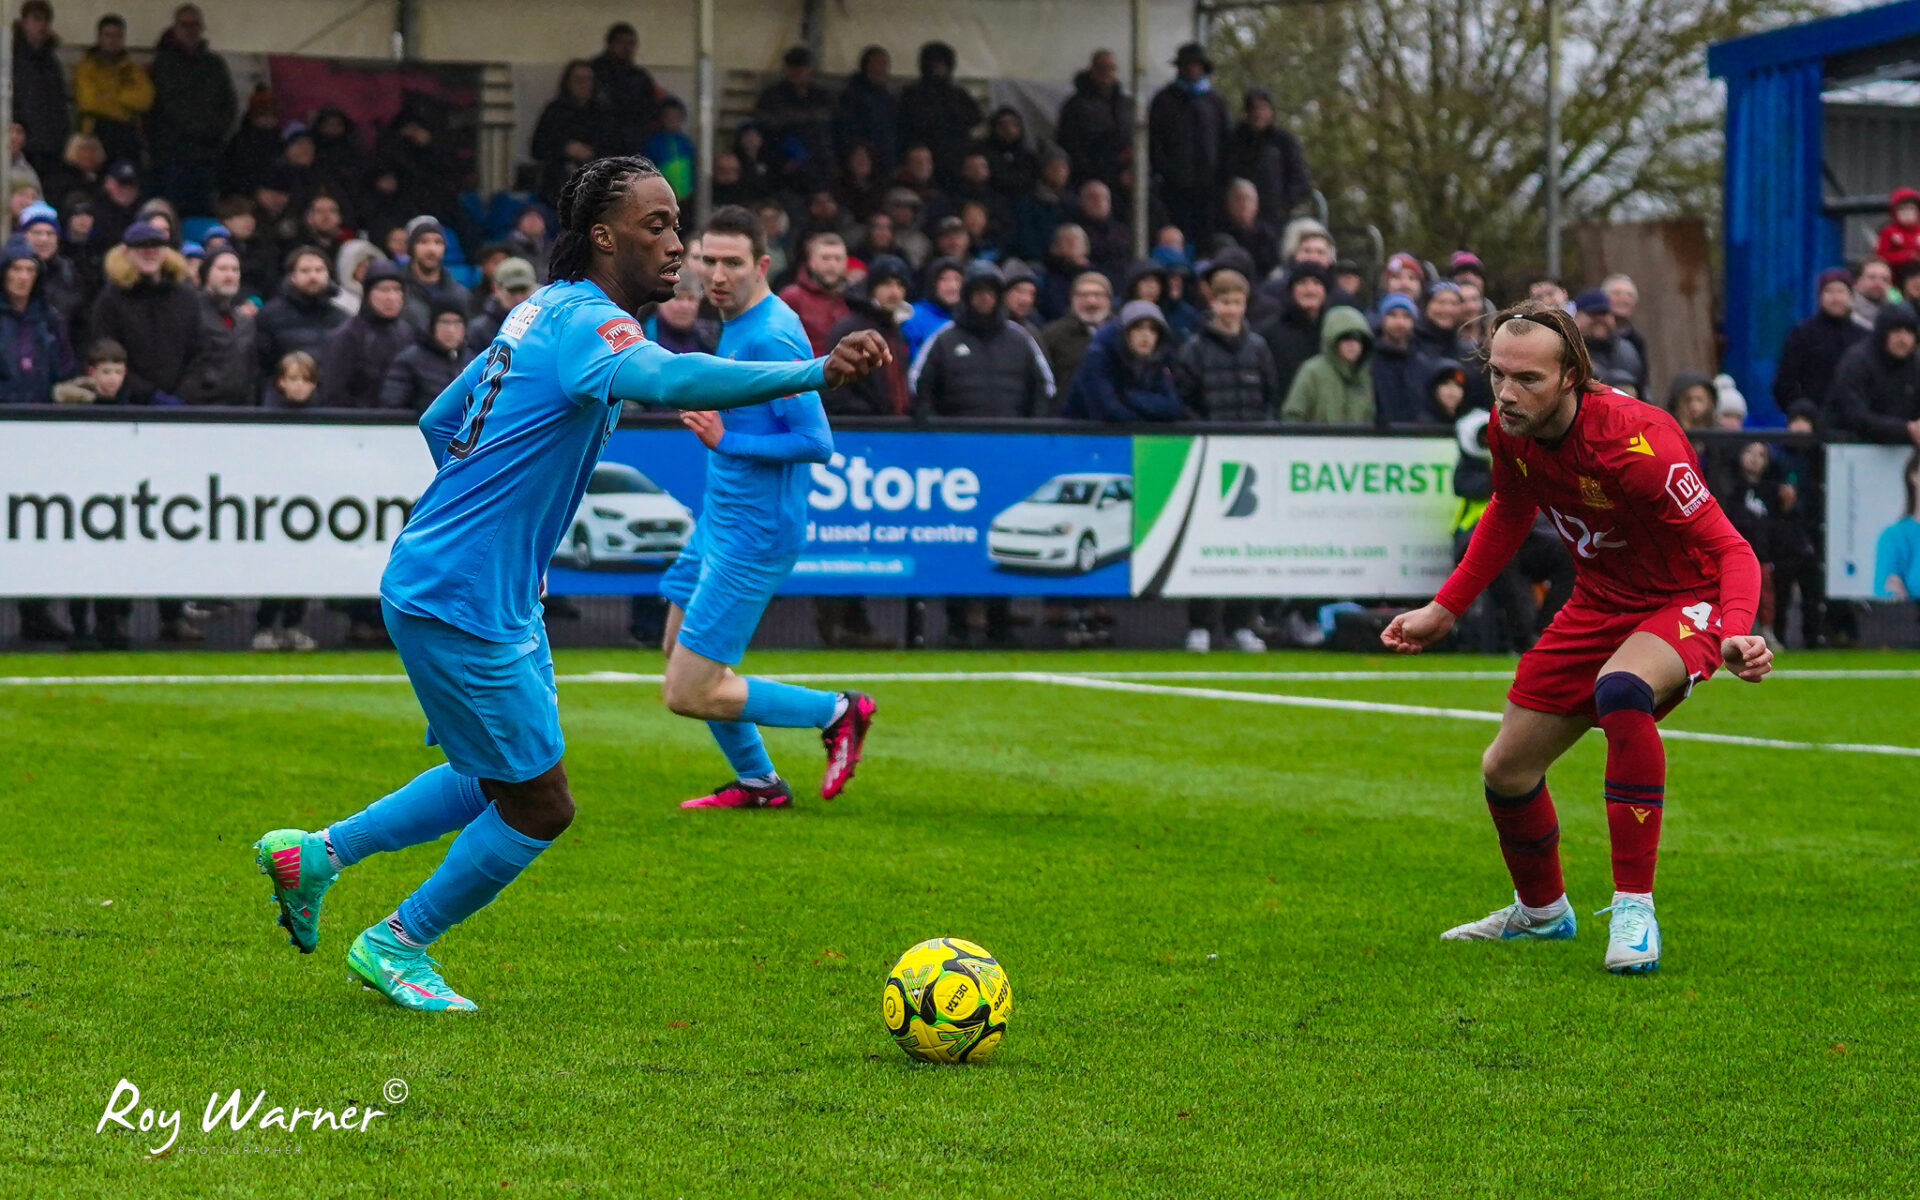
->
[659,532,797,666]
[382,599,563,783]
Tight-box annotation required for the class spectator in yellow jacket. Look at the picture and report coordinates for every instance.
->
[73,15,153,168]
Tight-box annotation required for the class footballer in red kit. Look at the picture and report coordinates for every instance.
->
[1382,301,1772,974]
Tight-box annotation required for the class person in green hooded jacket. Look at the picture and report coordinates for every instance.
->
[1282,303,1374,424]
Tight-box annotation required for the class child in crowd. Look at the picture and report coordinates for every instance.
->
[52,339,127,404]
[644,99,695,202]
[1875,187,1920,268]
[264,350,318,408]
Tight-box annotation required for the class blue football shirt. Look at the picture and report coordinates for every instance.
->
[382,279,652,642]
[701,292,834,558]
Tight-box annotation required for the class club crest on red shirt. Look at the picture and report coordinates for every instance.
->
[596,317,646,353]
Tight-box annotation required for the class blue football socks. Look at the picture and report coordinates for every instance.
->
[708,720,776,781]
[326,764,489,868]
[739,677,838,729]
[395,803,551,945]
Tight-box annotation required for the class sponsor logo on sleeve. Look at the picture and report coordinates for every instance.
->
[596,317,646,353]
[1665,462,1708,516]
[500,301,541,342]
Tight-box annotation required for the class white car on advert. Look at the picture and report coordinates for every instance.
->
[554,462,695,569]
[987,473,1132,573]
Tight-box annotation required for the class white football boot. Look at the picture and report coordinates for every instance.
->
[1441,893,1578,941]
[1596,893,1661,974]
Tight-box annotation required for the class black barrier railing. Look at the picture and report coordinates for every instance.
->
[0,405,1840,445]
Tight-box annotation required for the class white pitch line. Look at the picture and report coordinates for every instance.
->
[1032,674,1920,758]
[1,666,1917,687]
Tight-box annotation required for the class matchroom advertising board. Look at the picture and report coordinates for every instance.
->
[1130,435,1461,598]
[0,420,433,596]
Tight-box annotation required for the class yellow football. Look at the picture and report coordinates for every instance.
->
[881,937,1012,1064]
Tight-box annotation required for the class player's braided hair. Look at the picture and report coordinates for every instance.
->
[1482,300,1595,394]
[549,155,664,283]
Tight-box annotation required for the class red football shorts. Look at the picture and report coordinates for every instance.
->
[1509,595,1725,722]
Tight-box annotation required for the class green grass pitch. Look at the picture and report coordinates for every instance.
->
[4,648,1916,1198]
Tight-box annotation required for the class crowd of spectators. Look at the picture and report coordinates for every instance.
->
[2,10,1910,654]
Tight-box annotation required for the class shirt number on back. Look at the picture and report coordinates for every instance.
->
[447,343,513,460]
[1682,602,1714,631]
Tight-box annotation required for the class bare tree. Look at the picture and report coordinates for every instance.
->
[1211,0,1827,280]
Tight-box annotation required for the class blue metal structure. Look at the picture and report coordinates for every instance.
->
[1710,1,1920,425]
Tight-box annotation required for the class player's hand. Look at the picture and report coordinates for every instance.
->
[1721,634,1773,682]
[823,329,891,389]
[1380,601,1456,654]
[680,409,724,449]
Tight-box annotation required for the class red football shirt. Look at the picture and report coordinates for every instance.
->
[1435,386,1760,632]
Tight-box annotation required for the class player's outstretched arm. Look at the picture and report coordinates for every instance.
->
[1380,601,1457,654]
[611,331,889,413]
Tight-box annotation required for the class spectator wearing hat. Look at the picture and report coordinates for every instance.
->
[835,45,898,179]
[824,253,912,418]
[399,218,470,330]
[16,200,84,343]
[1254,258,1331,397]
[380,296,475,412]
[58,196,100,298]
[149,4,237,216]
[880,187,930,267]
[1283,304,1374,425]
[1412,281,1472,363]
[93,159,141,249]
[1227,87,1310,231]
[319,259,413,407]
[902,255,963,359]
[1382,251,1425,300]
[11,1,68,178]
[1056,49,1131,191]
[898,41,981,187]
[1447,250,1486,290]
[1037,268,1111,393]
[1774,267,1867,416]
[1001,258,1041,332]
[89,219,201,406]
[1827,302,1920,445]
[755,46,836,191]
[1371,293,1433,425]
[466,255,537,353]
[308,105,363,201]
[277,123,326,210]
[0,233,74,404]
[1150,43,1230,246]
[178,246,257,404]
[1572,287,1645,394]
[73,14,151,171]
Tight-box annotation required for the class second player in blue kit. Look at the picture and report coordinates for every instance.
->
[663,207,876,810]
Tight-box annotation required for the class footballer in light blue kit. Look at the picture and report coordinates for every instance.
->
[661,208,877,811]
[246,159,890,1011]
